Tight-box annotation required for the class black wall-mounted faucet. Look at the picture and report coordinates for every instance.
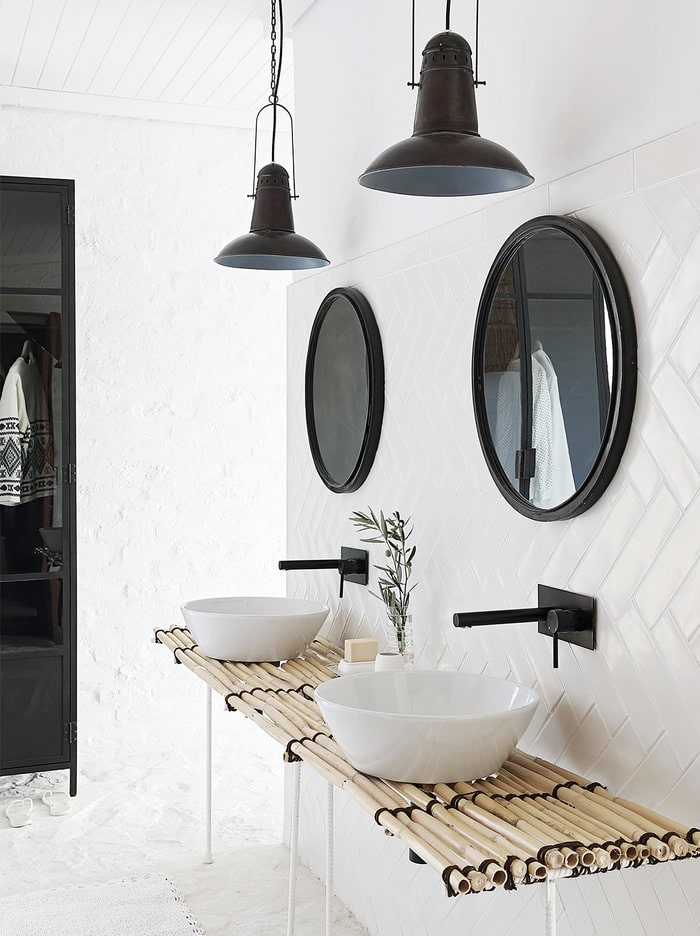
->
[279,546,369,598]
[453,585,595,668]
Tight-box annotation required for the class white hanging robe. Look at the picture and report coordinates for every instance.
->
[0,357,54,506]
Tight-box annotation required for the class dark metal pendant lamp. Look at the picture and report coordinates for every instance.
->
[359,0,533,197]
[215,0,328,270]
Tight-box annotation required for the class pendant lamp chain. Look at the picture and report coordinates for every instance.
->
[269,0,283,162]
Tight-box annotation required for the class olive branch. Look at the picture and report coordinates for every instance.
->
[349,508,417,618]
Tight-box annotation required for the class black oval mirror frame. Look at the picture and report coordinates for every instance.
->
[473,215,637,521]
[306,287,385,493]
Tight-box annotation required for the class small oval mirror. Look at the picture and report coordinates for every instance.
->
[306,287,384,493]
[473,216,637,521]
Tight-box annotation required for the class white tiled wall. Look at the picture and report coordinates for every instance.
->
[286,123,700,935]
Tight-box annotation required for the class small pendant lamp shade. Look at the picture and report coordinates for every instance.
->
[359,31,533,197]
[215,163,329,271]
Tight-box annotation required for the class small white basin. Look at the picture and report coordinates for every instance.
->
[181,596,329,662]
[314,670,539,783]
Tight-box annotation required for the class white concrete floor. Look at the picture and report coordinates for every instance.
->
[0,711,367,936]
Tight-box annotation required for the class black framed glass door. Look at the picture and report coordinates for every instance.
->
[0,177,76,788]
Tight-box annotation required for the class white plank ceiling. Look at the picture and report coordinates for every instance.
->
[0,0,314,127]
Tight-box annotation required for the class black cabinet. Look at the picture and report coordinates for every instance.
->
[0,177,77,795]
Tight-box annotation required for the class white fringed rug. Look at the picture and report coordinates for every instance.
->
[0,874,205,936]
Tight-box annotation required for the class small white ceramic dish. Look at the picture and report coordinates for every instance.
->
[314,670,539,783]
[181,597,329,662]
[337,659,375,676]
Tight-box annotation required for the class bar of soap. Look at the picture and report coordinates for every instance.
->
[344,637,379,663]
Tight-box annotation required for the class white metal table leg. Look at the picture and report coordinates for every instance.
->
[286,762,301,936]
[545,876,556,936]
[326,781,334,936]
[203,685,213,865]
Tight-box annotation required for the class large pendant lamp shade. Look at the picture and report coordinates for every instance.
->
[359,17,533,197]
[215,163,328,270]
[214,0,328,270]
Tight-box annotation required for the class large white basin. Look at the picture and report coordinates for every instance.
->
[314,670,539,783]
[181,597,329,662]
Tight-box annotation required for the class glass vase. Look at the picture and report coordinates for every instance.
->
[385,610,414,669]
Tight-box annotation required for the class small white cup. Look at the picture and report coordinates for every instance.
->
[374,651,405,673]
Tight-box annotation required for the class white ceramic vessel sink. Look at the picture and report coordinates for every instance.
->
[315,670,539,783]
[181,597,329,662]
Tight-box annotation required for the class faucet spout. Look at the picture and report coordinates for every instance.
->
[278,547,369,598]
[278,559,343,572]
[452,606,555,628]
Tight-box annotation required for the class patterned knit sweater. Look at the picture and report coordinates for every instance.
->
[0,357,54,506]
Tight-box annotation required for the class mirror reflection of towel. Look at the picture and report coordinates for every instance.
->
[495,348,575,509]
[0,357,54,506]
[532,348,575,508]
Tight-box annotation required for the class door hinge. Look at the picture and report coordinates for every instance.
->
[64,204,75,226]
[64,721,77,744]
[63,463,76,484]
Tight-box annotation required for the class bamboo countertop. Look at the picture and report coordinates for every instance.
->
[155,626,700,897]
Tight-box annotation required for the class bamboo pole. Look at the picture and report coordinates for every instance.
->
[314,636,344,656]
[520,752,700,849]
[482,776,624,865]
[414,787,541,879]
[392,784,512,886]
[472,778,601,868]
[506,758,677,859]
[448,782,574,869]
[284,658,325,684]
[433,783,565,871]
[293,654,337,684]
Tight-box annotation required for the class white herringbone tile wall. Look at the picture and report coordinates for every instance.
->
[286,122,700,936]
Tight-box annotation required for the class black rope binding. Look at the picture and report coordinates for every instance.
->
[450,791,480,809]
[501,790,552,803]
[225,691,245,710]
[441,864,462,897]
[393,804,419,820]
[284,732,332,764]
[374,806,392,826]
[551,781,578,798]
[374,803,420,826]
[502,856,521,891]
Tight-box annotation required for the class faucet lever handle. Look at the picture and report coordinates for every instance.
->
[546,609,583,669]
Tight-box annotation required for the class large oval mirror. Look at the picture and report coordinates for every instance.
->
[473,216,637,521]
[306,287,384,493]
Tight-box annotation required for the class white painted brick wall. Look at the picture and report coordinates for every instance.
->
[286,123,700,935]
[0,104,289,758]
